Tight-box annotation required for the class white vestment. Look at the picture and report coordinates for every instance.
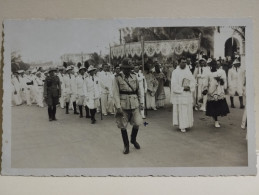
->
[84,76,101,109]
[171,66,195,129]
[228,66,245,96]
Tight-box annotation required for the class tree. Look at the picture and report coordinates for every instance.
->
[11,51,30,73]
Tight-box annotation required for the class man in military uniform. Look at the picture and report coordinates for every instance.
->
[44,67,61,121]
[113,58,144,154]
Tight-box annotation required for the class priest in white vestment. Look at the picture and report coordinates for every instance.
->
[170,58,195,133]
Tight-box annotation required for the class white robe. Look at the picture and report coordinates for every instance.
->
[228,66,245,96]
[193,66,210,103]
[171,66,195,129]
[84,76,101,109]
[12,76,23,105]
[76,75,85,105]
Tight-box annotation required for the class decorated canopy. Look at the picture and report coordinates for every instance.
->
[111,38,200,58]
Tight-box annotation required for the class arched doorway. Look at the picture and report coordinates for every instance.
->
[224,38,239,59]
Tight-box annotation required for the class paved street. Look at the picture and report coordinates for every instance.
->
[11,87,248,168]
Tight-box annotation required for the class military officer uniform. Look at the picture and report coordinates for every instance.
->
[44,67,61,121]
[113,58,143,154]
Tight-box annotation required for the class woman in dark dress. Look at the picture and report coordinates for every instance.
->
[204,59,230,128]
[44,68,61,121]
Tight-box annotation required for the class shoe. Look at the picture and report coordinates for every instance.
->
[131,141,140,149]
[49,118,53,122]
[91,119,96,124]
[153,107,157,111]
[215,121,220,128]
[79,115,83,118]
[103,113,107,116]
[74,111,79,115]
[85,115,91,118]
[240,105,245,109]
[199,106,206,112]
[241,125,246,129]
[231,104,235,108]
[121,129,130,154]
[180,129,186,133]
[52,118,57,121]
[123,146,129,154]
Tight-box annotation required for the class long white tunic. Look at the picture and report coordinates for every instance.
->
[98,71,113,95]
[84,76,101,109]
[228,66,245,96]
[171,66,195,129]
[193,66,210,100]
[76,75,85,96]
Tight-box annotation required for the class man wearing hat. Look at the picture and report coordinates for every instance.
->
[35,71,44,107]
[98,63,114,116]
[57,66,65,109]
[228,59,245,108]
[193,58,210,111]
[113,58,144,154]
[63,66,79,114]
[84,65,101,124]
[76,66,90,118]
[44,67,61,121]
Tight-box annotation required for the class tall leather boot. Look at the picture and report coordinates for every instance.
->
[90,109,96,124]
[66,102,69,114]
[121,129,129,154]
[230,96,235,108]
[79,105,83,118]
[130,126,140,149]
[52,105,57,121]
[73,101,79,114]
[48,106,52,121]
[85,106,91,118]
[239,96,245,109]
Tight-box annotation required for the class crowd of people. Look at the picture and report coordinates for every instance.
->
[11,54,247,154]
[11,54,246,129]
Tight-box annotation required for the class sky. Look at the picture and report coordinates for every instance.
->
[6,19,121,64]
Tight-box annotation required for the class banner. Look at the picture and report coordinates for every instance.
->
[111,39,200,58]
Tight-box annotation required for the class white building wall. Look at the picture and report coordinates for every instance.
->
[213,27,244,59]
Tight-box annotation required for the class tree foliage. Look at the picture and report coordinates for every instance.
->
[11,51,30,73]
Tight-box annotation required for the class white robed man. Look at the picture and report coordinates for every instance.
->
[171,57,196,133]
[76,66,88,118]
[98,63,114,115]
[57,66,65,109]
[22,70,34,106]
[228,59,245,108]
[12,70,23,106]
[30,69,38,104]
[193,58,210,111]
[34,71,44,107]
[69,66,80,114]
[84,65,101,124]
[133,64,147,119]
[63,66,73,114]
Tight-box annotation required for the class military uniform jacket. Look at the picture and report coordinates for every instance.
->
[44,75,61,102]
[113,73,143,110]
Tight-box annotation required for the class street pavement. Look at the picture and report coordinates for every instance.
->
[11,87,248,168]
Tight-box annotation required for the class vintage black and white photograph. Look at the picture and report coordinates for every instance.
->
[1,18,256,176]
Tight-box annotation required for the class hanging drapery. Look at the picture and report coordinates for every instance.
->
[111,38,200,58]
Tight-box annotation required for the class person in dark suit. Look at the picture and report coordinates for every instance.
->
[44,67,61,121]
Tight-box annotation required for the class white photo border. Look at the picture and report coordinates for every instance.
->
[1,18,257,176]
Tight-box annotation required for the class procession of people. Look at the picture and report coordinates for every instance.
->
[11,53,246,154]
